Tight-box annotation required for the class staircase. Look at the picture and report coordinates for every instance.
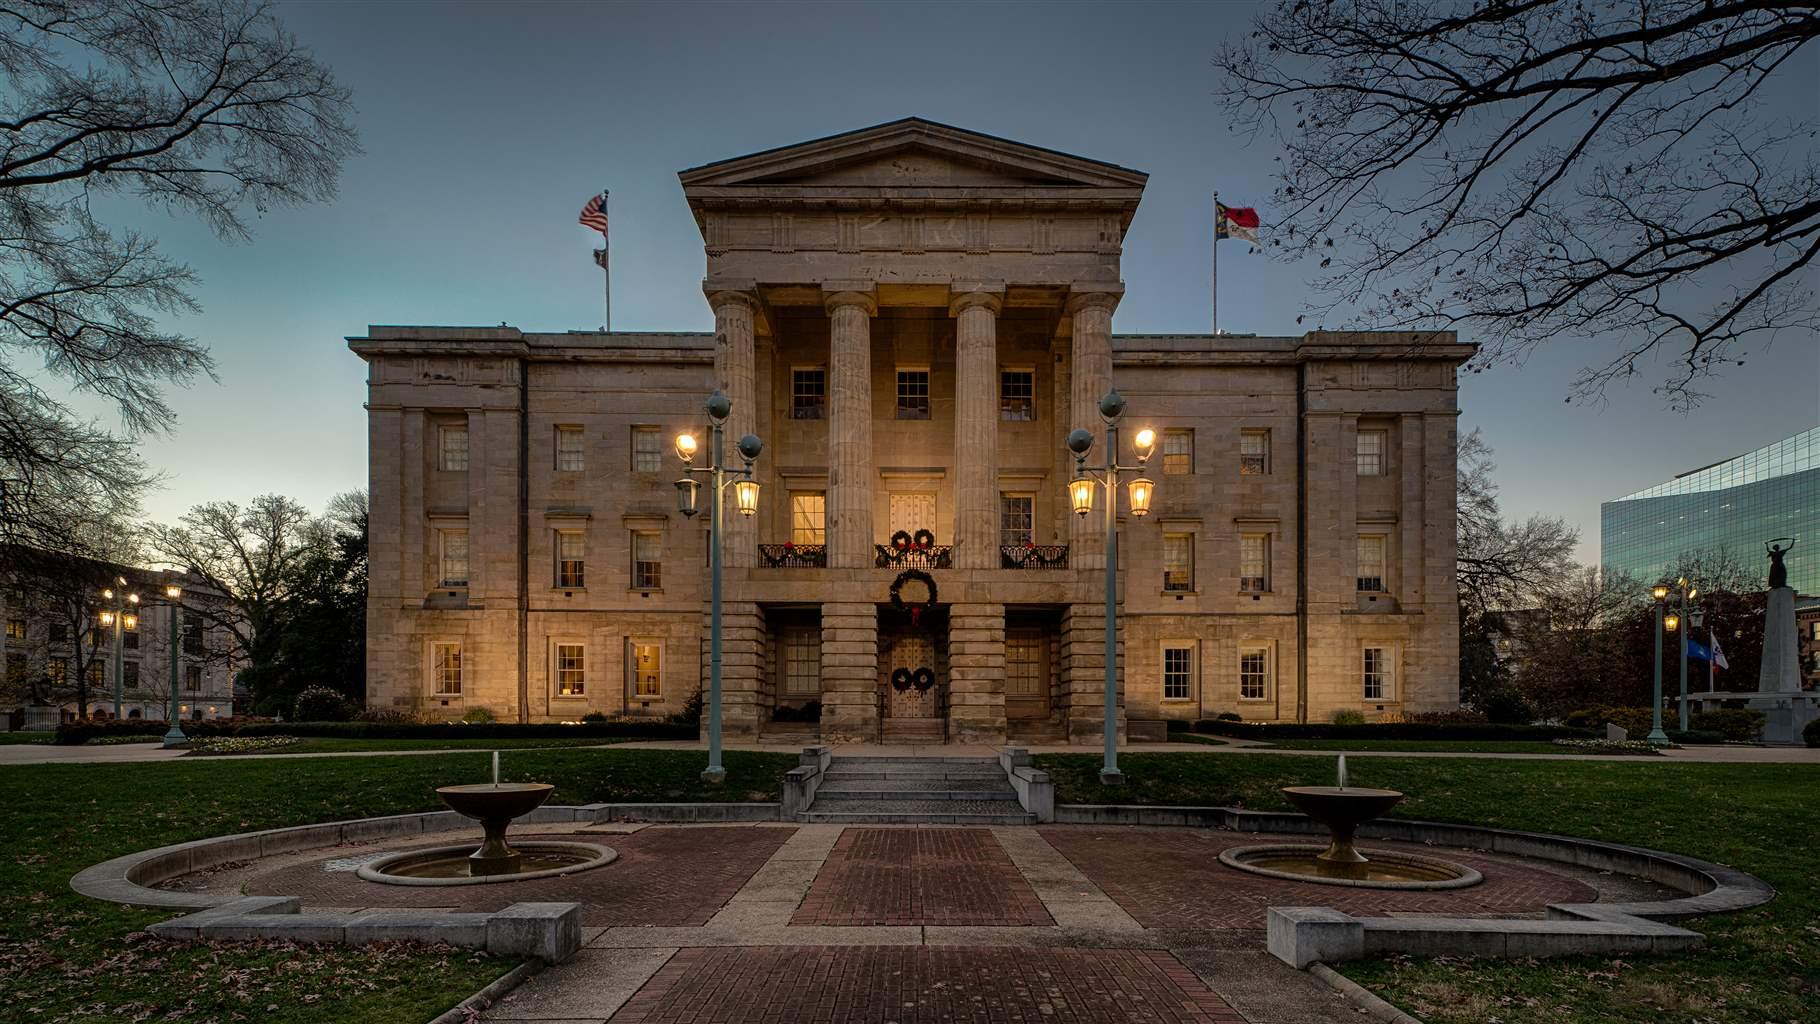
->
[880,717,945,745]
[800,755,1035,824]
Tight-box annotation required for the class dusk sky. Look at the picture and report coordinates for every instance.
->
[94,0,1818,564]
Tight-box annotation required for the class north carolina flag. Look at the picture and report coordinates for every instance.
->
[1688,637,1729,669]
[1216,202,1260,243]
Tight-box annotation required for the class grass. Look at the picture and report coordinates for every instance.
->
[1036,751,1820,1024]
[1247,738,1604,754]
[0,731,53,744]
[1,747,797,1024]
[186,735,636,755]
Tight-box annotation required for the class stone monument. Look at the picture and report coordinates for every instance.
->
[1751,539,1817,745]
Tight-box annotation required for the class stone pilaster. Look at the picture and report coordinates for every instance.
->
[710,290,760,568]
[820,601,879,741]
[825,288,877,569]
[1060,603,1125,744]
[699,601,766,737]
[1067,289,1119,570]
[950,289,1003,570]
[947,602,1007,743]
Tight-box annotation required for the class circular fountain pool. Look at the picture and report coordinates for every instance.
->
[1219,843,1481,889]
[357,841,616,886]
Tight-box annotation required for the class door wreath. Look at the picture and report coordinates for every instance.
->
[911,667,936,691]
[889,569,938,626]
[890,667,913,692]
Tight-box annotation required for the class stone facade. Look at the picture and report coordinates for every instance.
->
[351,119,1472,742]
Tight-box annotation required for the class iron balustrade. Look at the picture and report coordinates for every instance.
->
[1000,544,1070,569]
[758,544,827,568]
[875,544,953,570]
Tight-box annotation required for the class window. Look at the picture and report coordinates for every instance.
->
[632,531,662,590]
[86,661,103,688]
[1163,429,1194,475]
[1363,646,1394,701]
[1239,645,1272,700]
[182,618,203,656]
[783,629,820,696]
[439,528,469,587]
[631,426,662,473]
[1162,644,1194,701]
[123,618,138,649]
[5,619,23,641]
[792,368,826,420]
[630,640,661,696]
[1239,533,1270,592]
[124,661,139,689]
[5,651,23,686]
[432,642,462,695]
[48,657,67,686]
[791,493,826,546]
[555,426,585,471]
[1006,637,1043,698]
[1357,430,1386,476]
[1357,534,1386,592]
[1000,493,1035,547]
[185,664,201,692]
[1240,429,1270,475]
[48,622,68,644]
[439,423,469,471]
[554,643,585,697]
[1000,369,1034,421]
[895,368,930,419]
[555,530,585,588]
[1163,533,1194,592]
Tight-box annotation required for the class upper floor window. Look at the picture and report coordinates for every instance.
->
[631,426,662,473]
[439,527,469,588]
[123,660,139,688]
[438,423,468,471]
[555,530,585,588]
[554,642,585,697]
[432,642,462,695]
[896,368,930,420]
[1000,369,1034,421]
[182,618,203,656]
[1163,533,1195,592]
[5,651,23,686]
[1240,429,1270,475]
[48,622,68,644]
[185,664,202,692]
[5,619,23,641]
[47,657,67,686]
[123,617,138,649]
[1363,646,1394,701]
[1357,430,1386,476]
[1240,645,1273,700]
[1163,429,1194,475]
[1162,644,1195,701]
[792,368,826,420]
[1357,534,1386,592]
[791,493,826,546]
[632,531,662,590]
[1239,533,1270,592]
[555,426,585,472]
[1000,493,1035,547]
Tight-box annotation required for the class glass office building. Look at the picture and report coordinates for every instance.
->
[1602,427,1819,595]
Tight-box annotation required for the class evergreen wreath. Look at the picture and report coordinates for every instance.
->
[890,667,913,692]
[912,667,935,691]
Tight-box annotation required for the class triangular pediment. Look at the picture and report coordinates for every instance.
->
[679,118,1148,191]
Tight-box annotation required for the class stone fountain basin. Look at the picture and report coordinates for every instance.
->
[1281,785,1404,827]
[437,782,555,820]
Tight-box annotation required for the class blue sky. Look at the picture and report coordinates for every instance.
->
[102,0,1818,563]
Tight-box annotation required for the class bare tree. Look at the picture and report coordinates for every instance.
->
[0,0,357,550]
[1217,1,1819,406]
[1455,430,1580,617]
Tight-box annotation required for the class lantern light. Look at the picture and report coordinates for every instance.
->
[1132,428,1157,464]
[733,479,761,517]
[1127,476,1155,517]
[1069,475,1096,517]
[164,585,182,599]
[122,613,137,630]
[102,588,113,600]
[674,432,698,464]
[674,478,701,518]
[1686,587,1697,601]
[127,593,139,605]
[99,611,115,626]
[1664,612,1680,632]
[1650,583,1670,601]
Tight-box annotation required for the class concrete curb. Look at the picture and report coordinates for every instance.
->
[427,958,543,1024]
[1307,963,1424,1024]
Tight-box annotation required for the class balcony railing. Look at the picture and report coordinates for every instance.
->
[758,544,827,568]
[875,544,953,570]
[1001,544,1069,569]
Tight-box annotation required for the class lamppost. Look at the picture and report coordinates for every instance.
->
[153,584,187,748]
[1648,582,1670,744]
[1649,578,1699,742]
[1066,390,1156,785]
[673,390,762,784]
[99,577,139,719]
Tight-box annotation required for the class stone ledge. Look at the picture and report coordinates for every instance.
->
[146,896,584,962]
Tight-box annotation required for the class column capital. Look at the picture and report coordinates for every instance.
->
[705,287,761,314]
[823,288,877,317]
[1064,284,1125,316]
[948,288,1004,318]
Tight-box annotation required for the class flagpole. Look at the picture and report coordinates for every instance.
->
[599,190,611,332]
[1709,623,1716,691]
[1211,190,1219,337]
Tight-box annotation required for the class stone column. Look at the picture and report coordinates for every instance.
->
[699,601,766,738]
[820,601,879,741]
[947,602,1007,743]
[1066,290,1119,570]
[950,289,1003,570]
[710,290,760,568]
[825,288,877,569]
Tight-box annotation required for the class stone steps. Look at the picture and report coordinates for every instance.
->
[802,756,1030,824]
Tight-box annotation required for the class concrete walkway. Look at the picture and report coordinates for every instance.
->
[4,735,1818,767]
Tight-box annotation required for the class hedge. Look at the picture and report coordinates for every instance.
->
[1188,719,1595,742]
[54,718,698,745]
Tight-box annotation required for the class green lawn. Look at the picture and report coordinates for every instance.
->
[1037,751,1817,1024]
[1249,738,1600,754]
[191,735,637,755]
[1,748,797,1024]
[0,731,53,744]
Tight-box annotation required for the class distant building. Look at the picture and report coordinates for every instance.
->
[1,551,237,724]
[1601,427,1818,595]
[1799,597,1820,691]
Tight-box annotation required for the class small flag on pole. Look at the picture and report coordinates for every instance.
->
[1216,202,1260,244]
[1711,636,1729,671]
[578,192,609,237]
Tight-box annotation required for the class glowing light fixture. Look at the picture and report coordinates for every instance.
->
[1069,475,1096,517]
[1127,477,1155,517]
[1132,428,1157,464]
[1650,583,1670,601]
[164,585,182,599]
[674,432,698,464]
[99,611,115,626]
[733,479,761,517]
[1664,612,1680,632]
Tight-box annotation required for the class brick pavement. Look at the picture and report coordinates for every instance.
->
[1039,827,1598,929]
[791,828,1052,926]
[611,946,1247,1023]
[247,825,793,926]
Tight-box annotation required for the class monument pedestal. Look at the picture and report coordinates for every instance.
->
[1754,586,1815,745]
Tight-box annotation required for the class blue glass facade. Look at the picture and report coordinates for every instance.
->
[1601,427,1819,595]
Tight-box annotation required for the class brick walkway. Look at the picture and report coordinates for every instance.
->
[610,946,1247,1023]
[791,828,1052,926]
[1039,827,1598,928]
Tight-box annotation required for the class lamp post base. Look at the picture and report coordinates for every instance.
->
[1645,728,1671,745]
[1098,768,1125,786]
[161,726,189,749]
[700,766,727,785]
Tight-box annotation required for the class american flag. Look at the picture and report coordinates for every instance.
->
[578,192,609,236]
